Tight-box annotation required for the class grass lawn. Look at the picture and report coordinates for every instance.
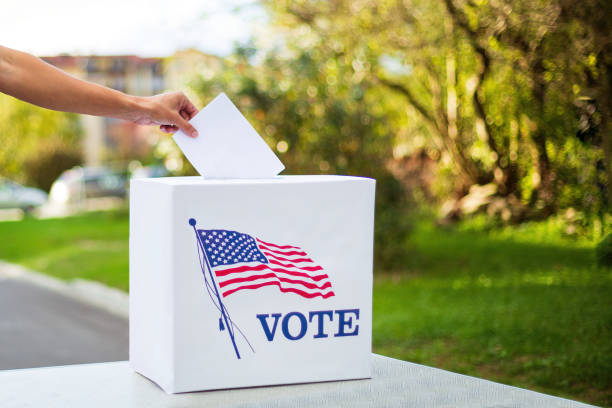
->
[373,219,611,406]
[0,210,130,291]
[0,210,610,405]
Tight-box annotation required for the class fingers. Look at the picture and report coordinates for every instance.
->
[179,109,190,121]
[181,99,198,120]
[174,113,198,138]
[169,93,198,137]
[160,124,178,133]
[158,113,196,138]
[146,92,199,137]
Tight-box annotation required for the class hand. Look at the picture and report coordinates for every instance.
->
[0,46,201,134]
[132,92,199,137]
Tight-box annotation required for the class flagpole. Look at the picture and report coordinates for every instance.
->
[189,218,241,359]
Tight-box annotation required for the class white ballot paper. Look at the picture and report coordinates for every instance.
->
[173,93,285,178]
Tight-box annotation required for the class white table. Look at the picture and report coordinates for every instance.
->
[0,354,594,407]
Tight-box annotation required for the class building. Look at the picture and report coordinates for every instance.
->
[43,55,165,166]
[43,51,223,167]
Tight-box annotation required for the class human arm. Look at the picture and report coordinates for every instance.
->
[0,45,198,137]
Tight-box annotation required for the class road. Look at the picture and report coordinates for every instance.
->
[0,278,128,370]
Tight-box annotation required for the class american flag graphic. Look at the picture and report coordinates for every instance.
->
[197,229,335,299]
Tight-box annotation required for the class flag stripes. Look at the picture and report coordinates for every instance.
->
[214,263,329,282]
[223,281,336,298]
[218,273,333,290]
[258,245,307,257]
[262,251,314,264]
[198,230,335,299]
[255,238,299,250]
[268,259,323,271]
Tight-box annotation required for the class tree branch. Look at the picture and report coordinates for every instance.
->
[376,76,441,132]
[375,74,484,183]
[442,0,504,170]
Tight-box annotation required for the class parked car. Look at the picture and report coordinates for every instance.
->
[0,178,48,211]
[130,165,168,179]
[49,166,127,204]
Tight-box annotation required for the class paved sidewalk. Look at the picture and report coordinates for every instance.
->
[0,265,128,370]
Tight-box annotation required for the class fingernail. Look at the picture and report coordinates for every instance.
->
[191,130,198,137]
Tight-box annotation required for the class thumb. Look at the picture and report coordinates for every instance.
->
[174,114,198,138]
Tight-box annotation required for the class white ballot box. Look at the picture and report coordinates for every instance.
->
[129,176,376,393]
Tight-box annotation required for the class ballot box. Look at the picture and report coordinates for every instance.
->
[129,175,376,393]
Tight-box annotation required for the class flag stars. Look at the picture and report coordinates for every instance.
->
[200,229,269,266]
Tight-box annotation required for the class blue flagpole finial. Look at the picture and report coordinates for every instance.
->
[189,218,196,226]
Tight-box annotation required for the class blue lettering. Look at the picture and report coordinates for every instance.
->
[256,313,282,341]
[308,310,333,338]
[282,311,307,340]
[334,309,360,337]
[257,309,360,341]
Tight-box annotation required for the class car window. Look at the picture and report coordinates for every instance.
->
[83,173,124,189]
[59,169,80,182]
[100,175,123,189]
[0,181,20,192]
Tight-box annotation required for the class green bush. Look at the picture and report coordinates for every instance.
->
[596,234,612,267]
[0,95,81,185]
[189,47,414,273]
[373,173,413,272]
[23,140,82,192]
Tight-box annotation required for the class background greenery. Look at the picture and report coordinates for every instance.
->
[0,96,82,191]
[180,0,611,223]
[165,0,610,273]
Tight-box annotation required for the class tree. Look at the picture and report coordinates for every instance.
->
[188,40,413,270]
[262,0,609,219]
[0,94,82,190]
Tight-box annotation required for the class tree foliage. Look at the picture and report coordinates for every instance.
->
[256,0,610,219]
[190,41,413,270]
[0,94,82,190]
[182,0,610,266]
